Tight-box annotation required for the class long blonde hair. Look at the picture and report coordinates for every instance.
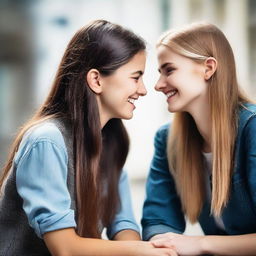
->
[158,22,250,222]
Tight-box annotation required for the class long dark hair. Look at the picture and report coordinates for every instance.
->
[0,20,146,237]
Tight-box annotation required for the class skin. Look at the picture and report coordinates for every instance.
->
[44,228,178,256]
[87,51,147,127]
[155,45,213,152]
[44,50,178,256]
[151,45,256,255]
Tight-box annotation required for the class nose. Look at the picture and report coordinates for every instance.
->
[154,76,166,92]
[137,80,147,96]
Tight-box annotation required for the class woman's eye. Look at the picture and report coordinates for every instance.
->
[132,77,140,81]
[166,68,175,75]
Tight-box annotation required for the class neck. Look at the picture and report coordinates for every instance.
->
[96,96,110,129]
[188,101,211,153]
[100,115,110,129]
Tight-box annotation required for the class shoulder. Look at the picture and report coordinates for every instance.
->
[119,170,128,182]
[155,123,170,138]
[155,123,171,142]
[242,103,256,113]
[238,103,256,125]
[23,121,66,149]
[244,115,256,140]
[153,123,171,152]
[15,121,67,164]
[238,103,256,136]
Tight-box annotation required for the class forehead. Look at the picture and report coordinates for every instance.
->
[126,50,146,67]
[107,51,145,79]
[156,45,184,64]
[116,51,146,73]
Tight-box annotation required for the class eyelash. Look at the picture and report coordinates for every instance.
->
[166,68,175,75]
[132,77,140,81]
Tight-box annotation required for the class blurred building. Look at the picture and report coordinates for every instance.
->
[0,0,255,179]
[0,0,36,166]
[1,0,255,236]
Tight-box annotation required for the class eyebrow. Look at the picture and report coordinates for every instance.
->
[131,70,144,76]
[158,62,173,73]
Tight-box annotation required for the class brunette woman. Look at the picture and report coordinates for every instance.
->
[0,20,176,256]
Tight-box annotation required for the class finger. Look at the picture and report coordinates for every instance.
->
[151,239,173,248]
[169,249,178,256]
[160,248,178,256]
[170,250,178,256]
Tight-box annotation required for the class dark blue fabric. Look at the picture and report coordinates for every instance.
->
[142,103,256,240]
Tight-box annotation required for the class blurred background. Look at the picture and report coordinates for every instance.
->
[0,0,255,235]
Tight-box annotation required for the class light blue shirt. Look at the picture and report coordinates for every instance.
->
[14,122,139,239]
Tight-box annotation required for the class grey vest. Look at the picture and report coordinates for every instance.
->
[0,119,76,255]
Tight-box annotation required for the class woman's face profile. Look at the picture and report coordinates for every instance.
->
[98,50,147,121]
[155,45,208,113]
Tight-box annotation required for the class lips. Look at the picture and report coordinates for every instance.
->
[128,98,137,109]
[166,90,178,99]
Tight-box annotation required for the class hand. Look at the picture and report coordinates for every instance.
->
[138,241,178,256]
[150,232,204,256]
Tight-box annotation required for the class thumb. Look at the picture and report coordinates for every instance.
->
[151,239,173,249]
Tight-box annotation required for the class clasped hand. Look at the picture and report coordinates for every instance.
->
[150,232,204,256]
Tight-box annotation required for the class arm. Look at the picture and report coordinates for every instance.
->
[201,234,256,255]
[43,165,176,256]
[151,232,256,255]
[16,129,177,256]
[16,137,77,238]
[151,116,256,255]
[44,228,180,256]
[107,171,140,241]
[142,124,186,240]
[113,230,141,240]
[246,115,256,219]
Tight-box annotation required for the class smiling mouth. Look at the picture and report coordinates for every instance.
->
[166,90,178,98]
[128,98,136,104]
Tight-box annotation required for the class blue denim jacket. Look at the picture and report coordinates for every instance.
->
[142,103,256,240]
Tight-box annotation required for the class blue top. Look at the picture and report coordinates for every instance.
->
[14,122,139,239]
[142,103,256,240]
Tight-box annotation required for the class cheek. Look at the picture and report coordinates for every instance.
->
[105,87,130,103]
[168,74,206,96]
[107,90,123,101]
[167,73,188,88]
[191,65,205,83]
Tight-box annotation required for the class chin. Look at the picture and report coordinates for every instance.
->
[121,112,133,120]
[168,106,178,113]
[123,115,133,120]
[168,103,185,113]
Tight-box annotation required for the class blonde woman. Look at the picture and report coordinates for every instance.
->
[142,23,256,255]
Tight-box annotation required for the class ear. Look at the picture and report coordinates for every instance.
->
[86,69,103,94]
[204,57,217,81]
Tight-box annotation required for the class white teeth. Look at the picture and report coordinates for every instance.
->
[128,98,135,104]
[166,90,177,98]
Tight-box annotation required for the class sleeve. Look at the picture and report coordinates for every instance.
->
[244,115,256,211]
[16,139,77,238]
[141,124,186,241]
[106,170,140,239]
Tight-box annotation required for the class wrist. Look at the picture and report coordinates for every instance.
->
[129,241,154,256]
[199,235,211,254]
